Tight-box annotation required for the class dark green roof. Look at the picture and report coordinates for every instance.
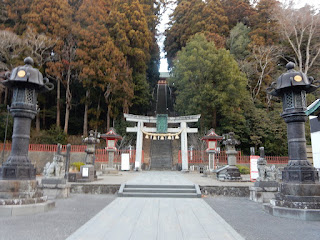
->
[306,99,320,116]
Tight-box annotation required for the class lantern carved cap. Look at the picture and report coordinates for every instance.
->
[100,128,122,140]
[268,62,320,97]
[202,129,223,141]
[223,132,240,146]
[2,57,54,92]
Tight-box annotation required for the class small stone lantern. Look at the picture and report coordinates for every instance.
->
[101,128,122,169]
[202,129,223,170]
[222,132,241,180]
[83,130,100,165]
[1,57,53,179]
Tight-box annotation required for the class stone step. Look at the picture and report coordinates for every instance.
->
[120,192,199,198]
[125,184,195,189]
[123,188,196,193]
[119,184,202,198]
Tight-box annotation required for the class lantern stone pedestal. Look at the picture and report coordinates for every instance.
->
[0,57,55,216]
[216,133,241,181]
[78,165,95,182]
[264,62,320,220]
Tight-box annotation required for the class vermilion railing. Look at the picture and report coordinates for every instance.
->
[0,143,143,164]
[179,150,289,165]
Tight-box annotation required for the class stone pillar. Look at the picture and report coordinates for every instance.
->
[208,151,216,170]
[180,121,188,172]
[135,121,143,170]
[108,151,115,168]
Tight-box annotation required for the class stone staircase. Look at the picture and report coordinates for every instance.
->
[150,140,172,170]
[118,184,201,198]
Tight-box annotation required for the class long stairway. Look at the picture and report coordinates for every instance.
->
[150,140,172,170]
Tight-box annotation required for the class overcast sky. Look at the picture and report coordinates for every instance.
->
[158,0,320,72]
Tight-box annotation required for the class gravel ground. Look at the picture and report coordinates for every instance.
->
[204,196,320,240]
[0,194,116,240]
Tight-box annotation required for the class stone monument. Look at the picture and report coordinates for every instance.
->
[77,130,100,182]
[0,57,55,216]
[250,147,279,203]
[265,62,320,220]
[216,132,241,180]
[40,143,71,199]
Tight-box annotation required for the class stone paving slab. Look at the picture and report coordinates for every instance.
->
[67,171,245,240]
[49,171,253,187]
[66,198,245,240]
[125,171,195,185]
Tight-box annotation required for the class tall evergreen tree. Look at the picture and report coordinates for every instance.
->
[171,33,248,134]
[164,0,229,68]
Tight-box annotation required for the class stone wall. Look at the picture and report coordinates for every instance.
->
[200,186,250,197]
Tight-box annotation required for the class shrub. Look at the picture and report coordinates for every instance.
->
[31,126,67,144]
[236,165,250,174]
[71,162,85,171]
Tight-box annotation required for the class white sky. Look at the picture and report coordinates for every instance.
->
[158,0,320,72]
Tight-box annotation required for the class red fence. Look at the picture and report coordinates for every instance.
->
[0,143,142,164]
[0,143,287,165]
[178,150,288,165]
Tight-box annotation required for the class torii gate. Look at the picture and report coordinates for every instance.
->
[124,113,200,171]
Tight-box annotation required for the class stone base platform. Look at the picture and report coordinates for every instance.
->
[250,181,279,203]
[101,167,119,175]
[0,179,55,217]
[40,178,70,199]
[264,183,320,220]
[0,200,55,217]
[250,186,277,203]
[264,203,320,221]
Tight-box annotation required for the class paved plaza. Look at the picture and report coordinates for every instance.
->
[1,171,320,240]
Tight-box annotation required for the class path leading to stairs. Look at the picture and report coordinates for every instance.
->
[67,171,245,240]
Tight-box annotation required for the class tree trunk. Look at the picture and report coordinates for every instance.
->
[107,105,111,131]
[83,89,90,137]
[56,79,61,128]
[63,66,72,134]
[42,106,46,129]
[4,88,8,106]
[36,112,40,132]
[212,109,217,129]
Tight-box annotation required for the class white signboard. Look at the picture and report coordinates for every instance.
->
[121,153,130,171]
[250,156,259,182]
[82,167,89,177]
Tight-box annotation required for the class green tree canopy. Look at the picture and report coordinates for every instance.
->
[171,33,248,135]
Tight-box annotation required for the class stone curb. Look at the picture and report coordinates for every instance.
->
[0,200,55,217]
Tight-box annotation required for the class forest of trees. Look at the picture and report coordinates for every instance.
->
[0,0,320,155]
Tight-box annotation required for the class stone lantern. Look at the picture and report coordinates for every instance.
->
[268,62,319,183]
[202,129,223,171]
[101,128,122,169]
[83,130,100,165]
[265,62,320,220]
[222,132,241,180]
[1,57,53,180]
